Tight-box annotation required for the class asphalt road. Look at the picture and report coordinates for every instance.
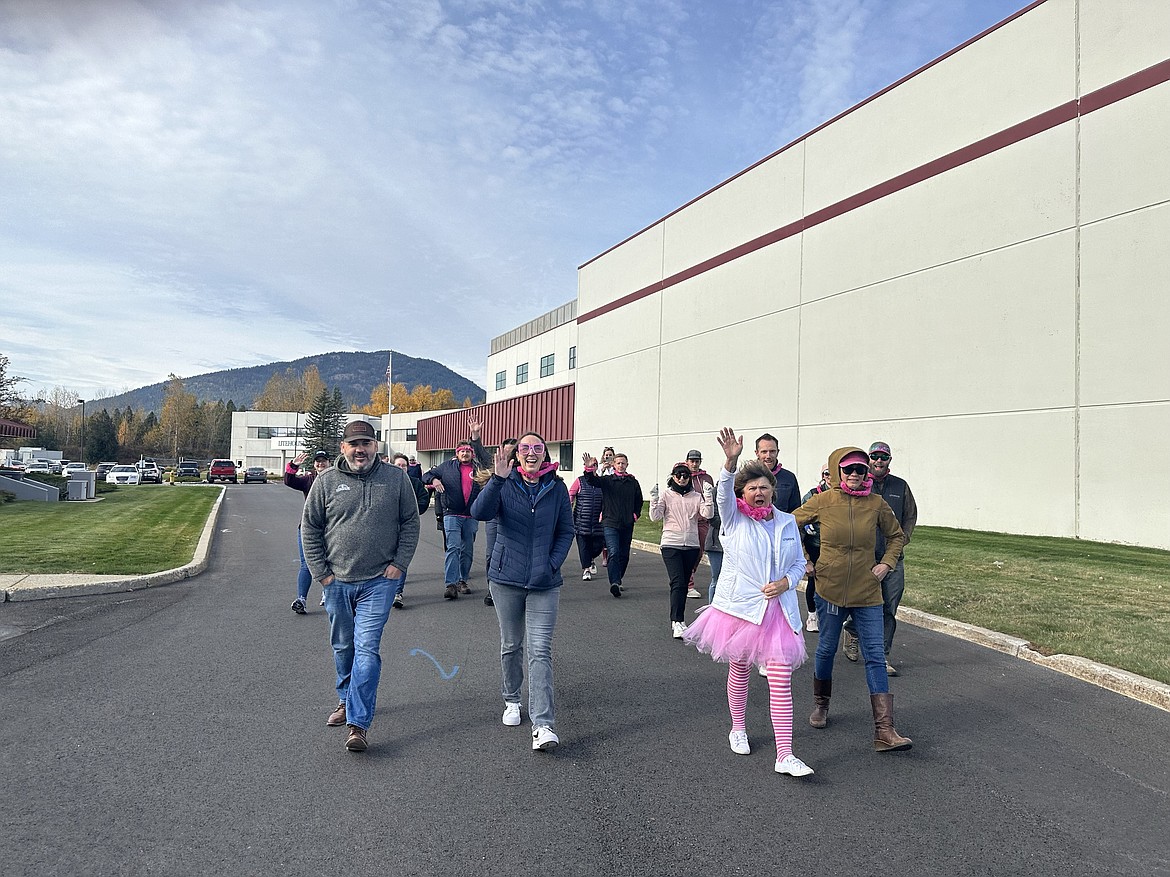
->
[1,483,1167,877]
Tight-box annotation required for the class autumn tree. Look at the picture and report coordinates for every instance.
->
[0,353,31,422]
[160,374,199,461]
[253,365,328,412]
[352,383,390,416]
[384,383,459,413]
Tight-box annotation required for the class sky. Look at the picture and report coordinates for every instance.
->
[1,0,1029,401]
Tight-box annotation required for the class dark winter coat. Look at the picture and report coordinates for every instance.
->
[470,469,574,591]
[581,469,644,529]
[571,477,605,537]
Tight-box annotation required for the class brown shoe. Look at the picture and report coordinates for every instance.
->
[345,725,368,752]
[443,585,459,600]
[842,630,859,662]
[327,701,346,726]
[809,677,832,729]
[870,693,912,751]
[458,580,472,595]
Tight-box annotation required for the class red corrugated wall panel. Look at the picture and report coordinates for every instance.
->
[416,384,575,451]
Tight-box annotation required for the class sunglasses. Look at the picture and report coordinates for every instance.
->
[869,453,891,461]
[841,464,869,476]
[517,443,545,455]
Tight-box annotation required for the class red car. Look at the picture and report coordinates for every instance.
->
[207,459,238,483]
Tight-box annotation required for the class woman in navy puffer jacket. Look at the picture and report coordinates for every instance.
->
[471,431,574,752]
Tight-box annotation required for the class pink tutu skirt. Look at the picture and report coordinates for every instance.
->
[683,599,807,668]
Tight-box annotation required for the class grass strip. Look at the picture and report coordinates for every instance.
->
[0,486,220,575]
[632,505,1170,684]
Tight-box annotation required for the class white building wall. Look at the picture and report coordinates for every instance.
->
[486,322,578,403]
[572,0,1170,548]
[229,411,382,472]
[381,407,461,471]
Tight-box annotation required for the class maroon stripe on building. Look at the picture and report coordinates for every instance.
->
[416,384,576,452]
[0,418,37,439]
[577,56,1170,326]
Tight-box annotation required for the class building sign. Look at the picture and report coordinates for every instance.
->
[271,438,303,450]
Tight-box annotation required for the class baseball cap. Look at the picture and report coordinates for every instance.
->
[313,450,329,460]
[342,421,376,440]
[686,449,702,460]
[869,442,891,456]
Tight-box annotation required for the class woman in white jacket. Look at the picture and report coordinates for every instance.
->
[682,427,813,777]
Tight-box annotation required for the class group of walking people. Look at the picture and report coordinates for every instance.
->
[283,417,915,772]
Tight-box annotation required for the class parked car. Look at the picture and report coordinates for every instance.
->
[136,457,159,471]
[207,459,238,483]
[48,460,65,475]
[106,465,141,485]
[95,462,119,478]
[62,462,89,478]
[176,461,201,478]
[25,461,52,474]
[139,463,163,484]
[243,466,268,484]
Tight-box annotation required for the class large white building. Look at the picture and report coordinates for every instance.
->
[452,0,1170,549]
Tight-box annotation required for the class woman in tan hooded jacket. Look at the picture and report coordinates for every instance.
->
[793,446,912,752]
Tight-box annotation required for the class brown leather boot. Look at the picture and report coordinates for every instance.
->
[870,692,912,751]
[809,677,832,729]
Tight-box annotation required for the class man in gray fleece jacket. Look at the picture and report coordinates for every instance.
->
[302,420,420,753]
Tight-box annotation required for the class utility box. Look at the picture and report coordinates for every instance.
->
[67,480,87,500]
[69,470,97,499]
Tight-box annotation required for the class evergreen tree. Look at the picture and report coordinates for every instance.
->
[85,410,119,462]
[303,388,345,458]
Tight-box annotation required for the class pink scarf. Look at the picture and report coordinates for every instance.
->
[840,475,874,497]
[736,499,773,521]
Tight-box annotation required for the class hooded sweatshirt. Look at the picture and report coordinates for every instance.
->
[301,455,420,583]
[792,446,905,608]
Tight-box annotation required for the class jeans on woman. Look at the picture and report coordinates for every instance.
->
[603,523,634,585]
[296,528,312,602]
[490,581,560,728]
[575,533,605,570]
[324,574,398,730]
[661,546,699,623]
[813,594,888,694]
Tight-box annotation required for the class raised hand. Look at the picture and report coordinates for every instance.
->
[582,452,598,469]
[717,427,743,460]
[493,445,512,479]
[468,415,482,438]
[293,452,308,465]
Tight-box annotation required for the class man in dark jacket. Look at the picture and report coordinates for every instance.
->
[755,432,801,513]
[581,451,644,598]
[421,416,492,599]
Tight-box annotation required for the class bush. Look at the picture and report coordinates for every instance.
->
[94,481,119,495]
[0,490,15,503]
[24,472,68,500]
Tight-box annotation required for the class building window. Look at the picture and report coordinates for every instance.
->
[516,363,528,384]
[495,370,506,390]
[568,346,576,369]
[540,354,554,378]
[406,428,417,441]
[558,441,573,471]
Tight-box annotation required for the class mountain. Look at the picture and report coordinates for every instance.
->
[87,350,484,413]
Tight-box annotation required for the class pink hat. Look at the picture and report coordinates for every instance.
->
[839,451,869,469]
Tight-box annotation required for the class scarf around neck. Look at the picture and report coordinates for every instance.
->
[840,474,874,497]
[736,498,773,521]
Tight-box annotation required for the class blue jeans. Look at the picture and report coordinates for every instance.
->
[603,524,634,585]
[707,551,723,603]
[324,575,397,730]
[296,528,312,602]
[443,515,478,585]
[813,595,888,694]
[490,581,560,728]
[842,559,906,655]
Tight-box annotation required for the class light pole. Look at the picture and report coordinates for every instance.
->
[79,399,86,465]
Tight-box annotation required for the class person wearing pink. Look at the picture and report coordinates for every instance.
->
[683,427,814,777]
[684,449,715,598]
[649,462,713,638]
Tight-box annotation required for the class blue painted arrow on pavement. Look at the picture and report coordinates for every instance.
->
[409,648,459,680]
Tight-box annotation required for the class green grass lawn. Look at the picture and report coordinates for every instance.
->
[0,485,220,575]
[632,505,1170,684]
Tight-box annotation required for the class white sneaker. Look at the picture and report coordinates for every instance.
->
[582,569,592,581]
[805,612,819,632]
[728,730,750,755]
[758,665,768,678]
[686,587,701,598]
[589,562,597,574]
[532,726,559,751]
[775,754,815,776]
[671,621,687,639]
[502,702,521,726]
